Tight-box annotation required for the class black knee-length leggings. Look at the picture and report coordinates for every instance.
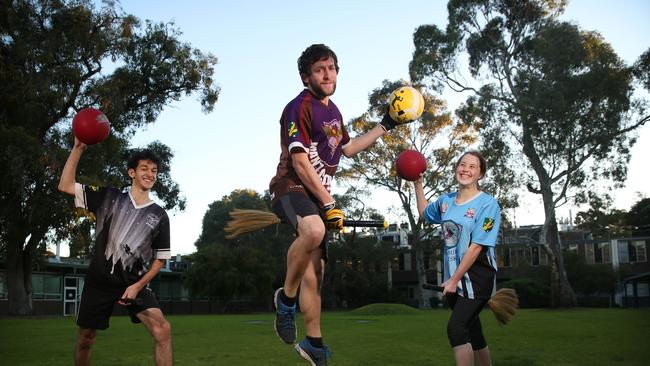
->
[446,293,489,349]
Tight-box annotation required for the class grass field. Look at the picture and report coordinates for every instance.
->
[1,305,648,365]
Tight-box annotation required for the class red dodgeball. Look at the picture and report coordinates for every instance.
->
[72,108,110,145]
[396,149,426,181]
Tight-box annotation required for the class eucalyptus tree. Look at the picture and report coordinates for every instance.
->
[410,0,649,306]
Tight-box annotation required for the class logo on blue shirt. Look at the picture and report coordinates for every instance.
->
[483,217,495,232]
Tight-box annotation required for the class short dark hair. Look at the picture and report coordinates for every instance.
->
[127,149,161,171]
[455,151,487,177]
[298,44,339,84]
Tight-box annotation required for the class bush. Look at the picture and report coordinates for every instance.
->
[564,251,618,295]
[500,278,550,308]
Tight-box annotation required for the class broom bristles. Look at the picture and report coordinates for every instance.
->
[487,288,519,325]
[224,209,281,239]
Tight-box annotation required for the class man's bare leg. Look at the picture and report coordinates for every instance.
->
[137,308,173,366]
[74,328,96,366]
[283,215,325,297]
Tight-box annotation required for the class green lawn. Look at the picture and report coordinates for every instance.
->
[1,306,648,365]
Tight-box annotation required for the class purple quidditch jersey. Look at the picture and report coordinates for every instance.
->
[270,89,350,201]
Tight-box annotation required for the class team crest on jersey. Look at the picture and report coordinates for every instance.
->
[483,217,494,232]
[146,213,160,229]
[322,119,343,155]
[441,203,448,214]
[464,208,475,218]
[288,121,299,138]
[89,185,99,191]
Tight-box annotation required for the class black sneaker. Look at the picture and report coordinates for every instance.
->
[273,288,297,344]
[295,338,331,366]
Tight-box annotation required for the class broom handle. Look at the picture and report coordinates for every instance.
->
[343,219,388,228]
[422,283,444,292]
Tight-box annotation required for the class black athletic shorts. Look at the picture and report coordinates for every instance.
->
[272,191,329,262]
[76,280,160,330]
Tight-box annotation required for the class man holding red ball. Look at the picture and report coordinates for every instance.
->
[59,136,173,366]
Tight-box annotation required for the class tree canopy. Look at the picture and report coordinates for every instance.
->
[0,0,220,314]
[575,195,650,238]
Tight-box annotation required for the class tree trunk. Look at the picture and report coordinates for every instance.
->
[6,241,34,315]
[544,214,578,307]
[538,184,578,307]
[521,124,577,307]
[414,241,431,309]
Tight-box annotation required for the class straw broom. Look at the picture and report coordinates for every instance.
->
[423,284,519,325]
[224,209,282,239]
[487,287,518,325]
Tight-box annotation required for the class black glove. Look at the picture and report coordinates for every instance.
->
[379,108,399,131]
[322,202,345,230]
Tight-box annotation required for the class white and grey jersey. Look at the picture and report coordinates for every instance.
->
[75,183,171,286]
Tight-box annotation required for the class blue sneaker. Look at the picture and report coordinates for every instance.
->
[273,288,296,344]
[295,338,331,366]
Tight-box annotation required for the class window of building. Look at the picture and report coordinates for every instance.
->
[528,245,548,266]
[32,274,62,300]
[626,282,650,297]
[616,240,648,264]
[531,246,540,266]
[628,241,637,262]
[594,242,611,264]
[619,241,630,263]
[631,241,647,263]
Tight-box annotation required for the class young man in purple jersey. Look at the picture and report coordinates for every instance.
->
[59,138,172,366]
[269,44,408,365]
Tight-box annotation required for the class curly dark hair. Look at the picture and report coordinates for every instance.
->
[126,149,161,171]
[298,44,339,86]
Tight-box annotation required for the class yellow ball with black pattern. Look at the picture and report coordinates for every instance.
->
[388,86,425,124]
